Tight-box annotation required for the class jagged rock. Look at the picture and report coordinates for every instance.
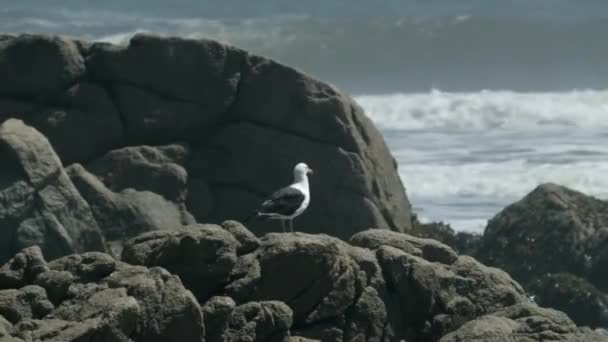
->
[0,246,48,290]
[221,220,260,255]
[203,296,236,341]
[528,273,608,328]
[85,143,191,202]
[350,229,458,264]
[351,230,526,341]
[222,301,293,342]
[121,224,239,302]
[0,34,84,99]
[477,183,608,328]
[66,163,194,255]
[0,285,54,324]
[0,36,123,162]
[478,183,608,285]
[0,248,205,342]
[2,32,413,239]
[440,303,608,342]
[0,119,106,265]
[232,232,389,341]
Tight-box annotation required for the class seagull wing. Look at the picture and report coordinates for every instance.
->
[258,186,305,215]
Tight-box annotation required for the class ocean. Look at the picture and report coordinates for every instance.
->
[2,0,607,233]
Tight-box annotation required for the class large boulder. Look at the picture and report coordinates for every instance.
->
[121,222,557,341]
[0,119,106,265]
[478,183,608,285]
[1,33,413,239]
[350,229,527,341]
[0,34,123,163]
[477,183,608,328]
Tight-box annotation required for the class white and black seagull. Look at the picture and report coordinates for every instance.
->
[246,162,313,232]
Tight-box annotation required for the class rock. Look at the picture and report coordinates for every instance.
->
[121,224,239,302]
[350,229,458,264]
[528,273,608,328]
[0,246,48,290]
[410,217,482,256]
[85,143,191,202]
[440,303,608,342]
[0,248,205,342]
[370,243,525,340]
[0,285,54,324]
[476,183,608,329]
[66,163,194,255]
[237,232,389,341]
[478,183,608,285]
[222,301,293,342]
[0,81,123,163]
[202,296,236,341]
[0,119,106,265]
[221,220,260,255]
[2,33,413,239]
[0,34,84,100]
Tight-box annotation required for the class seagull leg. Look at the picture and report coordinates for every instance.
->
[281,220,286,233]
[290,219,294,232]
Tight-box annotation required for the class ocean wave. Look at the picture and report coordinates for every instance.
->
[356,89,608,130]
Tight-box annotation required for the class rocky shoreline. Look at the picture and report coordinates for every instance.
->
[1,33,607,341]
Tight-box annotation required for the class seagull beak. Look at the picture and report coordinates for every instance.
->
[307,168,314,175]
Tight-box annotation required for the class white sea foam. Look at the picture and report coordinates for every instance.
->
[356,90,608,130]
[357,90,608,233]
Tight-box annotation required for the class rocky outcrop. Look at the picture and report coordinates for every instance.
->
[119,223,594,341]
[0,119,106,265]
[0,246,205,342]
[476,183,608,328]
[440,303,607,342]
[1,223,604,341]
[0,33,413,240]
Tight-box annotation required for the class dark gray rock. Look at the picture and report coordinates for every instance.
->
[222,220,260,255]
[85,143,191,202]
[67,163,194,256]
[528,272,608,328]
[2,32,413,240]
[0,248,205,342]
[121,224,239,302]
[0,285,54,324]
[350,229,458,265]
[0,34,84,99]
[0,81,123,164]
[477,183,608,328]
[0,246,48,290]
[440,303,608,342]
[0,119,106,265]
[222,301,293,342]
[362,237,526,340]
[202,296,236,341]
[479,183,608,285]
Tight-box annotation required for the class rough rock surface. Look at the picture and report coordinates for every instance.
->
[440,303,607,342]
[0,119,106,265]
[119,223,584,341]
[528,273,608,329]
[66,162,194,256]
[0,32,413,239]
[477,183,608,328]
[0,246,205,342]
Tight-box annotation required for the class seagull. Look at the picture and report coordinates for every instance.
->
[246,162,313,232]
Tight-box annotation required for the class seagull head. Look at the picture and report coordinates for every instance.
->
[294,162,314,180]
